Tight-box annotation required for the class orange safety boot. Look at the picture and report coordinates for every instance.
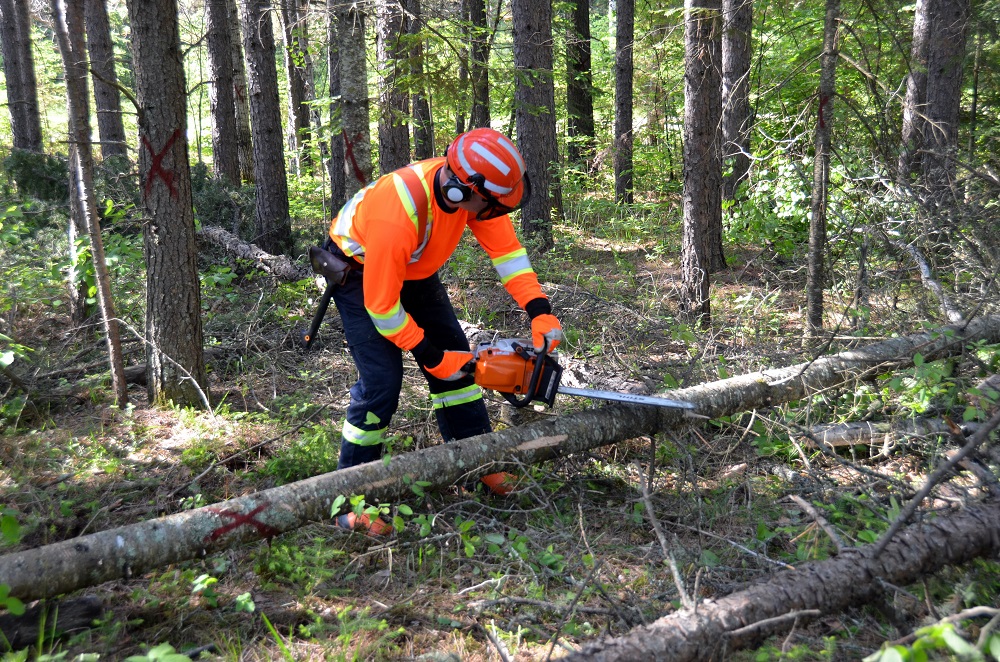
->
[480,472,518,496]
[335,512,393,537]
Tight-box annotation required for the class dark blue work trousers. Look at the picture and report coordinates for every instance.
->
[330,260,491,469]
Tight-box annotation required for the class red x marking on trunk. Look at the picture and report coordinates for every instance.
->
[141,128,181,198]
[205,502,280,542]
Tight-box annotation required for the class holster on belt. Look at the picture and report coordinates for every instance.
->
[309,245,353,286]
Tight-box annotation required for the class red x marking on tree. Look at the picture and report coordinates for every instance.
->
[141,128,181,198]
[342,129,368,186]
[205,502,280,542]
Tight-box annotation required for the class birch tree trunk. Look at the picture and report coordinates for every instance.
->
[806,0,839,337]
[51,0,127,406]
[3,316,999,602]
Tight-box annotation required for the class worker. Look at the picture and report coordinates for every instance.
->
[322,128,563,535]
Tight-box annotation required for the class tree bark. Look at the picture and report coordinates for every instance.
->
[513,0,558,251]
[681,0,723,323]
[338,1,373,197]
[570,497,1000,661]
[84,0,128,162]
[52,0,127,406]
[126,0,209,408]
[205,0,241,185]
[468,0,490,129]
[613,0,634,205]
[566,0,595,165]
[241,0,292,256]
[721,0,751,203]
[225,0,255,184]
[0,0,44,151]
[806,0,839,337]
[920,0,969,200]
[3,316,999,603]
[898,0,929,184]
[279,0,312,175]
[326,1,346,211]
[408,0,434,160]
[376,0,410,174]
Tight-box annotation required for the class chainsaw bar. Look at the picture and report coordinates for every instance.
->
[556,386,696,409]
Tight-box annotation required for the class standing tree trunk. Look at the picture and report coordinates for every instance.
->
[241,0,292,255]
[0,0,43,151]
[279,0,312,175]
[920,0,969,200]
[51,0,127,406]
[326,2,346,211]
[205,0,240,185]
[455,0,470,134]
[721,0,752,204]
[613,0,634,205]
[513,0,558,251]
[338,1,373,197]
[408,0,434,160]
[468,0,490,129]
[225,0,254,184]
[126,0,209,408]
[566,0,595,165]
[376,0,410,174]
[84,0,128,162]
[898,0,930,185]
[806,0,840,337]
[681,0,723,326]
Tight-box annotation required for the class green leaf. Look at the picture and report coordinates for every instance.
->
[0,350,14,368]
[940,627,976,656]
[397,504,413,516]
[988,633,1000,660]
[913,353,924,367]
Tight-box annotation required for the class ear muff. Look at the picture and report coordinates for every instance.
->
[443,174,471,203]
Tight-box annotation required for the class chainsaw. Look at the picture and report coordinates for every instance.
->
[467,338,696,410]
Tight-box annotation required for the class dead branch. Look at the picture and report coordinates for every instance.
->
[197,225,312,282]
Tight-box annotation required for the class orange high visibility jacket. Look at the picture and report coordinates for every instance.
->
[328,157,547,351]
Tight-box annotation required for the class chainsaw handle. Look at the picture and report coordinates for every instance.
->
[501,338,550,408]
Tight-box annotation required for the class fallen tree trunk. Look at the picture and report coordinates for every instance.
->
[197,225,312,282]
[1,316,998,602]
[568,497,1000,662]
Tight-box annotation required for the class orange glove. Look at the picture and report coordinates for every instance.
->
[425,350,475,381]
[531,314,563,352]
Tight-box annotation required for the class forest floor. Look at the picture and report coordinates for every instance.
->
[2,214,998,661]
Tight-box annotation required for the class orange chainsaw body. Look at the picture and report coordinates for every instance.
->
[471,339,562,408]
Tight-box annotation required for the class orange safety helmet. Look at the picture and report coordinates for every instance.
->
[444,128,531,220]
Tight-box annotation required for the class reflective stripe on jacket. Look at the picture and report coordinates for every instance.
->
[328,157,546,351]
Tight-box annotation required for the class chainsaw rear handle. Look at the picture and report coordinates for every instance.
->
[501,338,552,409]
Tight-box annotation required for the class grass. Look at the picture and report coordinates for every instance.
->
[1,188,1000,660]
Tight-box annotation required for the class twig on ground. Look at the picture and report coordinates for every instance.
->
[727,609,822,639]
[545,558,605,662]
[788,494,843,554]
[634,461,693,609]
